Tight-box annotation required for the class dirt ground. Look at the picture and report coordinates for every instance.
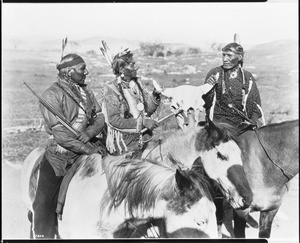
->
[1,159,298,241]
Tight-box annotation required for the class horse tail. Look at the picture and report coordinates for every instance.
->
[21,147,45,211]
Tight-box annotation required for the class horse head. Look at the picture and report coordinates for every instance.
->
[195,116,253,210]
[102,156,218,238]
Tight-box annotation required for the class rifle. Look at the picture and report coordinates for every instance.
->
[228,104,256,126]
[23,82,99,149]
[140,109,184,133]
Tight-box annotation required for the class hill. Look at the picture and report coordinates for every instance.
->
[246,39,298,70]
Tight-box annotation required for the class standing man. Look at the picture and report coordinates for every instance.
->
[32,53,106,239]
[203,42,263,130]
[101,48,161,158]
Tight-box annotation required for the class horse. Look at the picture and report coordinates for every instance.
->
[143,117,252,211]
[194,118,299,238]
[142,118,253,238]
[21,148,218,239]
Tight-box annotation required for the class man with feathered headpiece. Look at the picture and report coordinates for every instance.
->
[101,47,162,157]
[32,42,106,239]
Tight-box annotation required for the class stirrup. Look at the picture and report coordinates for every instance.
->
[57,214,62,221]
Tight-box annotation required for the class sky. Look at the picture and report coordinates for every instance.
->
[2,1,298,47]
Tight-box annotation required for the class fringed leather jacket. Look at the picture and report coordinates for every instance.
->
[102,79,160,156]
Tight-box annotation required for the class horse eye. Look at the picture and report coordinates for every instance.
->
[217,151,228,161]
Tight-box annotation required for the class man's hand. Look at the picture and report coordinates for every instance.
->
[143,118,158,130]
[206,73,220,86]
[241,120,257,130]
[78,131,92,143]
[86,145,108,156]
[152,79,164,94]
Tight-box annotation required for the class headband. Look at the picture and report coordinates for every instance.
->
[222,43,244,56]
[57,56,85,70]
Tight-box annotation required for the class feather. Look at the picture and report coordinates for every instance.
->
[101,40,113,64]
[61,36,68,60]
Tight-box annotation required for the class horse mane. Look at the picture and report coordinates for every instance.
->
[195,121,239,152]
[101,156,177,216]
[259,119,298,130]
[100,153,214,217]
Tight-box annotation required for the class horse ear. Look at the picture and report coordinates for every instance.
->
[205,115,216,128]
[205,115,224,135]
[175,169,193,192]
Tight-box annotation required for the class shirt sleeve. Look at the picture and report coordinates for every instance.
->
[203,68,218,111]
[84,89,106,137]
[143,89,161,116]
[246,75,262,121]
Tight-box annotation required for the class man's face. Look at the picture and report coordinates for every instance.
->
[69,62,88,85]
[222,51,241,70]
[120,57,138,82]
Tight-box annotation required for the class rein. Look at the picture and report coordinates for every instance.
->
[229,104,295,180]
[143,138,163,161]
[254,129,296,180]
[114,207,150,238]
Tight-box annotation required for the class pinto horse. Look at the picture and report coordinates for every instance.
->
[142,119,253,238]
[22,149,218,238]
[143,119,252,211]
[195,118,299,238]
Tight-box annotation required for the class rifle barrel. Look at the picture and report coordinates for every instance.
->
[23,82,78,136]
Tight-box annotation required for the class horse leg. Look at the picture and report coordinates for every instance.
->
[55,214,61,239]
[214,198,224,238]
[28,210,34,239]
[233,210,247,238]
[258,209,279,238]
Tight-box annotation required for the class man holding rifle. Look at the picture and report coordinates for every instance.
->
[32,53,106,239]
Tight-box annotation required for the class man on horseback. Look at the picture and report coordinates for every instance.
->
[101,48,162,158]
[32,53,106,239]
[201,42,264,237]
[203,42,264,130]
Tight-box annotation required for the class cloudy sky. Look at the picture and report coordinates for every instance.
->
[2,1,298,46]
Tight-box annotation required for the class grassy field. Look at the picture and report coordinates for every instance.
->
[2,41,298,163]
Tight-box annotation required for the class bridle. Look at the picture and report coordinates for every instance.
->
[253,129,296,180]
